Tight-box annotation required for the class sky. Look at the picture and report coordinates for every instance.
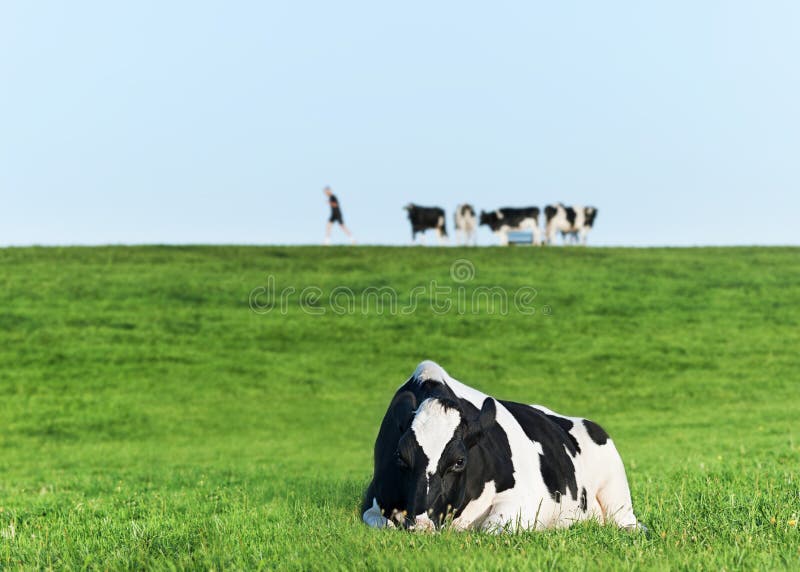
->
[1,1,799,247]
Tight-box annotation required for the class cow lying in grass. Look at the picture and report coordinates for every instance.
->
[362,361,645,532]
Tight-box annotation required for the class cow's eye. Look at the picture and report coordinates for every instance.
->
[451,458,465,472]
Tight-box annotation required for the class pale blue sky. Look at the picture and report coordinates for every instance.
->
[2,2,798,246]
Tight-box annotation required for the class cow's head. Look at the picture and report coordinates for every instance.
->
[385,396,496,529]
[584,207,598,227]
[478,210,492,226]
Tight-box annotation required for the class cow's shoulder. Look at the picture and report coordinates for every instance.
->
[499,400,580,502]
[502,402,581,457]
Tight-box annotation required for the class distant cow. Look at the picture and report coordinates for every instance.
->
[404,204,447,244]
[544,204,598,245]
[454,204,477,246]
[479,207,541,246]
[362,361,644,532]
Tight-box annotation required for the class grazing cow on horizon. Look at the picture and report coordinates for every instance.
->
[544,204,598,245]
[454,204,477,246]
[404,204,448,244]
[479,207,541,246]
[362,361,644,533]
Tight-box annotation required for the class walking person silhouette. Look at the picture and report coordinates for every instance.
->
[324,186,355,245]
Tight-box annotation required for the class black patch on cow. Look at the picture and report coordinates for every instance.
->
[544,205,557,222]
[361,375,462,518]
[361,390,419,516]
[580,487,587,512]
[583,419,609,445]
[584,207,597,228]
[397,377,453,405]
[564,206,576,227]
[405,204,447,239]
[499,400,579,502]
[479,207,540,232]
[455,398,516,503]
[544,414,580,456]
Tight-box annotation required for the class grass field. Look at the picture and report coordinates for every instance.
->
[0,245,798,570]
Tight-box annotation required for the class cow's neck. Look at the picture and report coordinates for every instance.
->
[458,424,515,514]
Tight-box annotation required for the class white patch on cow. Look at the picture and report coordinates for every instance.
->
[494,216,542,246]
[454,204,477,246]
[413,360,447,384]
[452,480,496,530]
[411,399,461,476]
[496,226,510,246]
[413,513,435,531]
[435,215,447,245]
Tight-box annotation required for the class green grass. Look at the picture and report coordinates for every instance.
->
[0,245,798,570]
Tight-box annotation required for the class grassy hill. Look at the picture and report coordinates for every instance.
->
[0,246,798,570]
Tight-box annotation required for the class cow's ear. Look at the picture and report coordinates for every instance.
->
[477,397,496,431]
[391,391,417,431]
[465,398,496,446]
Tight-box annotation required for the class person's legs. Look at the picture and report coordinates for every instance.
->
[339,223,356,244]
[325,221,333,245]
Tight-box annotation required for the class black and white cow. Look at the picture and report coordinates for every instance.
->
[479,208,541,246]
[454,204,477,246]
[544,204,598,245]
[404,204,447,244]
[362,361,643,532]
